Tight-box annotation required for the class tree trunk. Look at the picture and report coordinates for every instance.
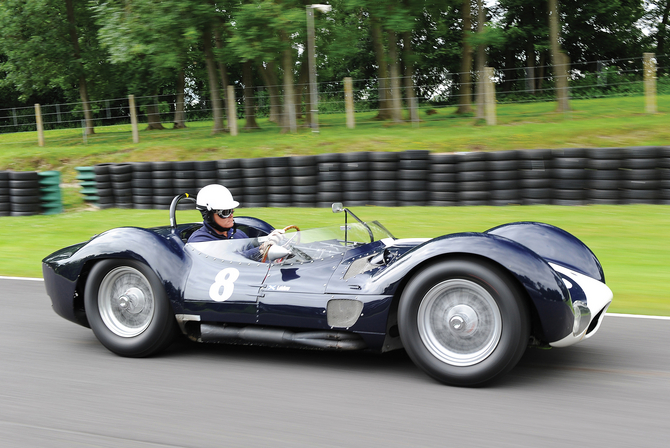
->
[549,0,569,112]
[402,30,418,122]
[258,61,281,123]
[65,0,94,135]
[538,51,546,90]
[280,32,297,133]
[475,0,486,120]
[386,29,403,122]
[457,0,473,114]
[243,60,260,129]
[215,28,229,130]
[296,54,309,123]
[657,0,670,74]
[174,70,186,129]
[203,27,224,134]
[146,94,165,130]
[371,17,391,120]
[526,40,536,94]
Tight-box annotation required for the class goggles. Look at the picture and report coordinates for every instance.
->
[215,209,234,218]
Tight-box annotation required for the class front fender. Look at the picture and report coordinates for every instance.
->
[369,233,574,343]
[486,222,604,282]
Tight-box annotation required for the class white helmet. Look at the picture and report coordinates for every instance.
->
[196,184,239,211]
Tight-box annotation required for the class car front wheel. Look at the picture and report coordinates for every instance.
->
[398,259,529,386]
[84,259,177,357]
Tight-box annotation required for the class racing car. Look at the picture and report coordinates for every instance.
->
[42,195,613,386]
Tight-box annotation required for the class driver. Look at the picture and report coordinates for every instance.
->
[187,184,284,260]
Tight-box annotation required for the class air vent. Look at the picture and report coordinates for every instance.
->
[327,299,364,328]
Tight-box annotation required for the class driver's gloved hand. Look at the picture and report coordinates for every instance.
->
[266,228,285,245]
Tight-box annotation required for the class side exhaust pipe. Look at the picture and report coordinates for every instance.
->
[200,324,367,351]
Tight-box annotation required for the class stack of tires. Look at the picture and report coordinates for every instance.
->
[109,163,133,209]
[173,161,197,209]
[340,152,370,206]
[585,148,622,205]
[488,150,521,206]
[241,158,266,208]
[75,167,98,205]
[130,162,154,209]
[216,159,243,204]
[265,157,292,207]
[290,156,318,207]
[369,152,399,207]
[316,153,342,208]
[39,171,63,214]
[9,171,41,216]
[195,160,218,191]
[428,153,458,207]
[398,150,430,206]
[620,146,659,204]
[0,171,9,217]
[551,148,586,206]
[456,152,489,206]
[661,147,670,205]
[151,162,174,210]
[519,149,552,205]
[94,164,114,209]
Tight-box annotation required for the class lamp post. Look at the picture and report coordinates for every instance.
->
[306,4,331,133]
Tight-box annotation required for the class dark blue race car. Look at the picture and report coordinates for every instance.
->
[43,196,613,386]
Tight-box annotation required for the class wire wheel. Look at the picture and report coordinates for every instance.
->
[417,279,502,367]
[97,266,155,338]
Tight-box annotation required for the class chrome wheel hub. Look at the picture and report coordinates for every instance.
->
[98,267,155,338]
[417,279,502,366]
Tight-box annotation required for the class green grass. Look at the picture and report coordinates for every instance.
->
[1,95,669,184]
[2,205,668,316]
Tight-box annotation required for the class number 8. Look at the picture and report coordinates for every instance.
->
[209,268,240,302]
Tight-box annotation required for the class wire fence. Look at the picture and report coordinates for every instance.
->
[1,53,668,139]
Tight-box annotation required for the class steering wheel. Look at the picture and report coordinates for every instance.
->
[261,225,301,263]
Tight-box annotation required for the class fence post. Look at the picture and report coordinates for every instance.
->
[35,104,44,147]
[644,52,657,114]
[484,67,497,126]
[227,85,238,136]
[128,94,140,143]
[344,77,355,129]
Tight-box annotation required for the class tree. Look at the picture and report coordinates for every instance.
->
[0,0,104,134]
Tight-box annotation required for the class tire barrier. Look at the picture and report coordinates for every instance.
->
[39,171,63,214]
[0,171,9,217]
[8,171,41,216]
[75,167,98,205]
[83,146,670,210]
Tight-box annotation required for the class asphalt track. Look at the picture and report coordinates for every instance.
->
[1,277,668,448]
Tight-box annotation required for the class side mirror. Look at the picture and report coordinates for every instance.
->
[332,203,344,213]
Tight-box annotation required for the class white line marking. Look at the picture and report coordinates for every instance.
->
[0,276,43,281]
[606,313,670,321]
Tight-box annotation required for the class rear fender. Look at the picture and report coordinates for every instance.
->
[43,227,190,315]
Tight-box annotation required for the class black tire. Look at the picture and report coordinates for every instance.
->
[84,259,177,357]
[398,259,529,386]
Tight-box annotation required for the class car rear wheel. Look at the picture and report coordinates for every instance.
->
[84,259,177,357]
[398,259,529,386]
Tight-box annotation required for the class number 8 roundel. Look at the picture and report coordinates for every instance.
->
[209,268,240,302]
